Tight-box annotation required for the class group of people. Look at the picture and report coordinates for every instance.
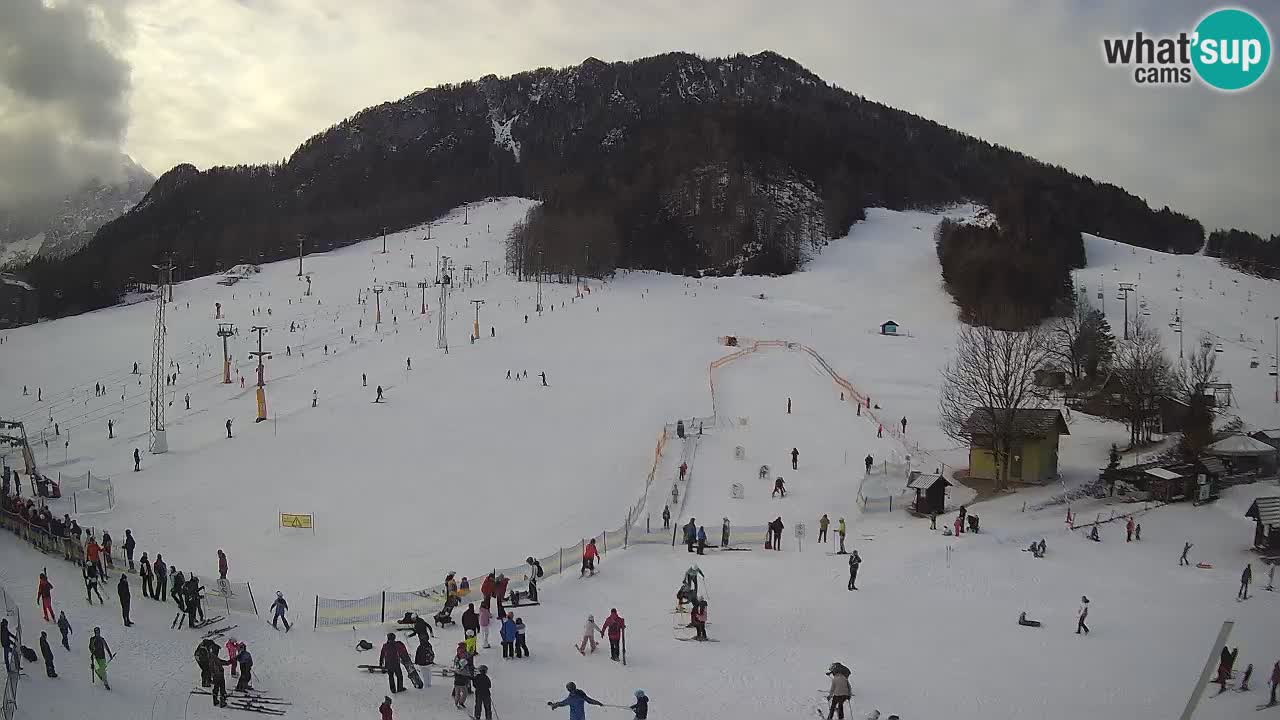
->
[194,636,255,707]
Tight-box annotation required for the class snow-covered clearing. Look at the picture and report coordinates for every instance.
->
[2,200,1278,720]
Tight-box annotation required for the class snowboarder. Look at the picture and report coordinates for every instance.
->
[1180,542,1193,566]
[1240,563,1253,600]
[133,448,140,472]
[578,614,601,654]
[864,454,873,475]
[837,517,847,554]
[123,529,136,571]
[376,386,384,403]
[39,631,55,677]
[826,663,852,720]
[629,689,649,719]
[601,608,625,661]
[848,551,862,590]
[1076,596,1090,635]
[662,505,670,529]
[684,519,697,553]
[88,627,114,689]
[117,575,132,626]
[472,665,493,719]
[721,517,730,547]
[772,476,786,498]
[57,611,71,651]
[37,572,54,621]
[380,633,406,693]
[791,447,799,470]
[819,514,830,543]
[269,591,291,631]
[218,549,228,580]
[1126,516,1134,542]
[225,419,233,438]
[548,682,605,720]
[581,538,599,576]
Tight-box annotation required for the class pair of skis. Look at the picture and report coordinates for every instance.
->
[173,613,225,630]
[191,689,290,716]
[204,624,238,638]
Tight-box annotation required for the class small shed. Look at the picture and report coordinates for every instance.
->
[1143,466,1187,502]
[1245,496,1280,551]
[879,320,899,336]
[907,471,950,515]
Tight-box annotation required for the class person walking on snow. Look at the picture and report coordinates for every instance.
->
[684,518,697,553]
[548,681,604,720]
[39,631,56,678]
[380,633,406,693]
[472,665,493,719]
[581,539,599,576]
[88,627,114,689]
[376,386,384,402]
[696,526,708,554]
[791,448,799,470]
[578,614,601,655]
[225,419,233,438]
[478,603,492,648]
[1180,541,1193,566]
[847,551,862,590]
[218,549,229,580]
[185,393,190,410]
[1269,661,1280,707]
[679,462,688,481]
[1240,563,1253,600]
[57,611,72,651]
[819,514,830,543]
[721,517,731,547]
[270,592,291,631]
[37,572,54,621]
[1126,516,1134,542]
[900,416,907,434]
[1076,596,1090,635]
[133,448,141,472]
[601,608,626,661]
[877,424,883,439]
[380,696,394,720]
[123,529,136,571]
[662,505,671,530]
[153,555,167,601]
[0,620,14,672]
[312,389,317,407]
[787,397,792,414]
[837,517,848,554]
[116,575,132,626]
[864,454,873,475]
[541,372,548,387]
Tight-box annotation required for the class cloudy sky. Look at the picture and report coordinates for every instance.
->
[2,1,1276,235]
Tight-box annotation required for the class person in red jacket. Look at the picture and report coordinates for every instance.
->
[678,462,688,481]
[379,695,394,720]
[37,572,54,621]
[494,574,510,618]
[581,539,599,577]
[481,573,497,605]
[218,549,229,580]
[600,608,625,661]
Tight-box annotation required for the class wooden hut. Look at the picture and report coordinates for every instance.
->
[1245,496,1280,552]
[906,471,950,515]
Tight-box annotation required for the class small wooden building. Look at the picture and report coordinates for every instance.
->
[1245,496,1280,551]
[907,471,950,515]
[879,320,899,336]
[962,408,1069,484]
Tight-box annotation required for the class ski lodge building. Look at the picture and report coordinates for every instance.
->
[962,408,1068,485]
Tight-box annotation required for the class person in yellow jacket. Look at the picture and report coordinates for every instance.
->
[836,518,847,554]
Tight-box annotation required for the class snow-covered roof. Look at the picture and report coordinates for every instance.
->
[1246,497,1280,527]
[961,409,1069,438]
[1205,434,1277,457]
[1255,429,1280,440]
[907,471,949,490]
[1144,467,1182,481]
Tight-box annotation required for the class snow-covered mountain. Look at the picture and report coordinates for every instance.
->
[0,155,153,268]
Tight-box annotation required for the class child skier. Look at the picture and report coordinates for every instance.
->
[578,614,601,655]
[629,689,649,719]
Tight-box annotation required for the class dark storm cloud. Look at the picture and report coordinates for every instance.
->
[0,0,134,210]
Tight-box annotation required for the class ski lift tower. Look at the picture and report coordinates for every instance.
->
[217,323,237,383]
[149,260,174,454]
[438,258,451,352]
[1117,282,1136,340]
[250,326,270,422]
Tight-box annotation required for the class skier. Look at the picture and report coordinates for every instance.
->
[1135,523,1142,541]
[1240,563,1253,600]
[234,642,253,691]
[207,643,232,707]
[787,397,792,414]
[679,462,688,481]
[864,454,873,475]
[515,616,529,658]
[819,514,830,543]
[478,603,492,649]
[601,608,625,661]
[684,565,704,597]
[57,611,72,651]
[1076,596,1090,635]
[629,689,649,719]
[581,538,599,576]
[108,419,113,439]
[270,591,291,631]
[37,572,54,621]
[86,536,105,579]
[133,448,140,472]
[684,518,697,553]
[185,393,190,410]
[721,517,730,548]
[1126,516,1134,542]
[662,505,671,529]
[84,563,104,605]
[772,476,786,498]
[877,424,883,438]
[185,574,205,626]
[690,600,709,640]
[578,614,601,655]
[39,630,56,678]
[791,447,799,470]
[548,681,605,720]
[218,549,229,580]
[826,663,853,720]
[376,385,384,402]
[499,612,517,659]
[88,627,114,689]
[540,372,548,387]
[153,554,167,601]
[312,389,318,407]
[381,633,406,692]
[837,517,847,554]
[363,373,367,387]
[123,529,136,571]
[117,575,132,626]
[847,550,861,591]
[195,638,215,687]
[225,419,233,438]
[472,665,493,720]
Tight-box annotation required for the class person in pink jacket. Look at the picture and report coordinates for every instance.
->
[478,603,492,649]
[226,637,240,676]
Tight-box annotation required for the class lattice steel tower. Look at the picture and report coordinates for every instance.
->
[149,260,173,453]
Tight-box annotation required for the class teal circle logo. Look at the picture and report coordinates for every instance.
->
[1192,8,1271,91]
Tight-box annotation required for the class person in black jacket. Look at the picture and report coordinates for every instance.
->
[123,530,136,571]
[461,603,479,635]
[185,576,204,627]
[139,553,153,599]
[39,631,56,677]
[629,689,649,719]
[117,575,133,626]
[84,563,104,604]
[153,555,167,601]
[472,665,493,720]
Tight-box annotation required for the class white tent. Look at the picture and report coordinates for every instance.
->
[1205,435,1277,457]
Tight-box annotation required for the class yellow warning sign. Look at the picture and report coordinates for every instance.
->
[279,513,313,529]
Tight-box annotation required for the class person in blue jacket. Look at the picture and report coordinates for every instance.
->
[548,682,604,720]
[695,526,708,555]
[499,612,517,659]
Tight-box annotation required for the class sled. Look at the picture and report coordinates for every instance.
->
[675,636,719,642]
[1197,562,1214,569]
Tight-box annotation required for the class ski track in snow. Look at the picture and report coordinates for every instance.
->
[2,200,1279,719]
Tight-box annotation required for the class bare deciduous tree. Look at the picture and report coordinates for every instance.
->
[1111,315,1173,447]
[939,322,1053,491]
